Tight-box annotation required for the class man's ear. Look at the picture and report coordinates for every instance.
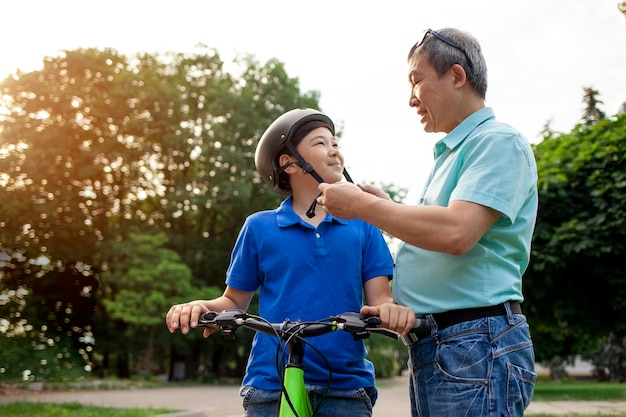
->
[450,63,467,89]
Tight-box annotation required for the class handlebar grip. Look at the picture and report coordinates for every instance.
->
[198,309,247,327]
[410,317,431,338]
[358,314,431,337]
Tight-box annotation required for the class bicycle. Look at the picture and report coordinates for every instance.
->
[197,309,430,417]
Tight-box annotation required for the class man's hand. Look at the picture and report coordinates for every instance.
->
[360,303,416,336]
[357,183,391,201]
[318,182,389,219]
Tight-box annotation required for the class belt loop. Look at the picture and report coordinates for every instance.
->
[426,314,438,333]
[503,301,514,324]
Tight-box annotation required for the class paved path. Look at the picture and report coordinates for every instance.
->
[2,378,626,416]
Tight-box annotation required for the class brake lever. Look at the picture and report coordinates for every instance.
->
[335,313,405,340]
[198,309,248,340]
[332,312,373,340]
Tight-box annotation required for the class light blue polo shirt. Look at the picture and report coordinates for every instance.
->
[393,107,538,315]
[226,197,393,390]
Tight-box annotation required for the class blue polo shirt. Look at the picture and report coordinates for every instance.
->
[393,107,538,315]
[226,197,393,390]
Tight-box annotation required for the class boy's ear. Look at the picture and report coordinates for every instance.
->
[279,154,298,173]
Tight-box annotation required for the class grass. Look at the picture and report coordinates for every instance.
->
[532,380,626,401]
[526,380,626,417]
[0,401,174,417]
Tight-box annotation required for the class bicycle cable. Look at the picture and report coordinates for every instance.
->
[273,319,336,417]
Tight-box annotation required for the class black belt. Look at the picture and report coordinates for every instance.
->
[432,301,522,331]
[401,301,522,345]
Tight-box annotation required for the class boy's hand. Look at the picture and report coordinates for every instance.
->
[166,301,215,337]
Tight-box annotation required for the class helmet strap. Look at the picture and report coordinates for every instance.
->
[283,141,353,218]
[284,141,325,184]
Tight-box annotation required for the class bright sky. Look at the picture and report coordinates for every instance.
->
[1,0,625,201]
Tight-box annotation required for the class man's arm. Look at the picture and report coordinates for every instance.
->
[318,182,500,255]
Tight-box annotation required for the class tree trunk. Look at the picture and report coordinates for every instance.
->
[142,325,155,375]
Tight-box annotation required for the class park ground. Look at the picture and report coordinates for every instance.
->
[2,376,626,416]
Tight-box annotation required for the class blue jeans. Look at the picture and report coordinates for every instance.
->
[240,384,378,417]
[407,303,536,417]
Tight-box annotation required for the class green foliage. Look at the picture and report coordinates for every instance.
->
[100,232,195,325]
[525,113,626,373]
[586,334,626,382]
[99,232,223,375]
[366,347,400,379]
[0,402,173,417]
[0,249,96,382]
[364,335,407,379]
[0,329,90,382]
[0,48,148,261]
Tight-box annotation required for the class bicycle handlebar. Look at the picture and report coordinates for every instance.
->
[197,309,431,341]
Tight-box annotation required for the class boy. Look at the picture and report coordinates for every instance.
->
[166,108,415,417]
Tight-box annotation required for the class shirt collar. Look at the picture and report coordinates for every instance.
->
[276,197,348,227]
[433,107,495,159]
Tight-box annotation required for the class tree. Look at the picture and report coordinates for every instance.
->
[0,47,180,380]
[582,86,605,126]
[100,232,217,375]
[525,105,626,378]
[0,46,325,380]
[0,48,161,262]
[149,52,318,289]
[0,247,96,381]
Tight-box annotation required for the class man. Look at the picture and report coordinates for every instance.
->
[318,28,538,416]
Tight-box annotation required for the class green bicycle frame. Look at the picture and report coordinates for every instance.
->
[279,366,313,417]
[278,321,338,416]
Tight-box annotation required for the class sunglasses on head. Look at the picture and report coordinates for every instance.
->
[409,28,473,72]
